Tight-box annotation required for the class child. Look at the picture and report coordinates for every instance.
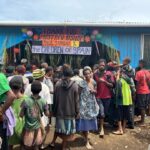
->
[113,69,133,135]
[8,76,26,150]
[20,80,49,150]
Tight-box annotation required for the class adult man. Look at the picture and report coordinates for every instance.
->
[43,66,54,103]
[71,69,83,85]
[24,64,32,78]
[0,67,16,150]
[135,60,150,124]
[41,62,48,71]
[43,67,54,121]
[94,59,114,137]
[5,66,15,78]
[21,58,27,67]
[25,69,52,119]
[7,65,29,90]
[122,57,135,78]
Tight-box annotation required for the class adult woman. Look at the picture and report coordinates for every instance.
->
[76,67,99,149]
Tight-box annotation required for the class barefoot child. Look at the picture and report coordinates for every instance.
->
[113,69,133,135]
[8,76,26,150]
[20,80,49,150]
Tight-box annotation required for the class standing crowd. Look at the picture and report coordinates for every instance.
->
[0,57,150,150]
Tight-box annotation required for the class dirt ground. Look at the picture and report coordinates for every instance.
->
[15,117,150,150]
[42,117,150,150]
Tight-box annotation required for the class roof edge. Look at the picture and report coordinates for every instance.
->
[0,21,150,27]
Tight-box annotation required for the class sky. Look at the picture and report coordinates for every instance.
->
[0,0,150,22]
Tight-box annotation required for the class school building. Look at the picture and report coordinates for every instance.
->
[0,21,150,68]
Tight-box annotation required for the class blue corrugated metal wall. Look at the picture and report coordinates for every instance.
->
[98,28,142,68]
[98,27,150,68]
[0,26,150,68]
[0,27,28,63]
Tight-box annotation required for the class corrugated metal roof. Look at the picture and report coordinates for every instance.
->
[0,21,150,27]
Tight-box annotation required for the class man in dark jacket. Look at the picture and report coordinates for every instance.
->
[51,68,79,150]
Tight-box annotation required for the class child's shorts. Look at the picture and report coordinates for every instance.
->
[116,105,131,121]
[136,94,149,110]
[23,128,43,147]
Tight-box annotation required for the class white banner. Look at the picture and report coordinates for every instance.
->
[32,45,92,55]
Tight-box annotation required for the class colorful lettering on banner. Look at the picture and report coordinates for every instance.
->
[42,40,72,47]
[42,40,80,47]
[40,34,84,47]
[40,34,84,42]
[33,30,92,55]
[71,41,79,47]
